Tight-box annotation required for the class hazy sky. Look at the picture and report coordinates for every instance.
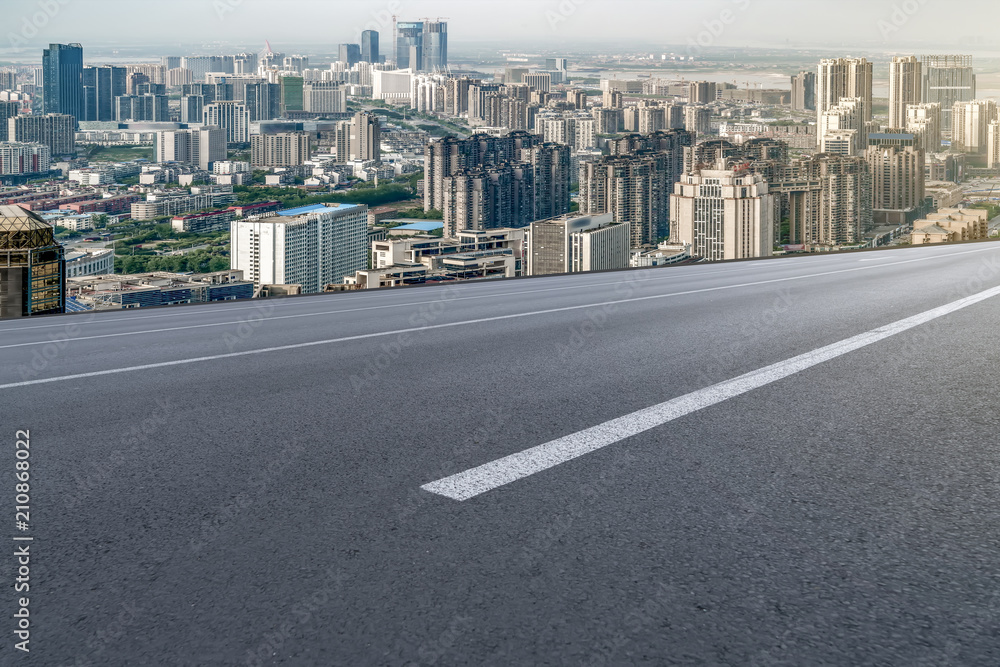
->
[3,0,1000,58]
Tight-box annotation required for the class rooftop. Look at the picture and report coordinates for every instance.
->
[277,202,362,217]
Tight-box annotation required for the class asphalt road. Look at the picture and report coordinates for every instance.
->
[4,243,1000,665]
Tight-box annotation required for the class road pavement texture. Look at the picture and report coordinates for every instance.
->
[4,243,1000,665]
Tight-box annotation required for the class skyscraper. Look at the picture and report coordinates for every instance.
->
[889,56,922,129]
[83,65,127,122]
[395,22,424,70]
[338,44,362,67]
[42,43,84,120]
[921,55,976,133]
[952,99,997,154]
[0,205,65,318]
[361,31,380,64]
[421,21,448,72]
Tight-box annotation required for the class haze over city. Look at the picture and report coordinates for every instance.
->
[4,0,1000,664]
[3,0,1000,55]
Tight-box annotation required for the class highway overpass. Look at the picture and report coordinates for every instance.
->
[4,243,1000,664]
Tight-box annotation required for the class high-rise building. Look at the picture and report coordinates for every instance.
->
[525,142,571,221]
[8,113,75,156]
[283,56,309,74]
[0,71,17,91]
[280,76,304,114]
[303,81,347,114]
[952,99,997,154]
[115,94,170,122]
[684,105,710,136]
[523,73,552,93]
[230,203,369,292]
[421,21,448,72]
[361,30,380,64]
[921,55,975,133]
[791,71,816,112]
[820,97,867,155]
[349,111,381,162]
[83,65,127,122]
[42,43,84,120]
[772,154,872,247]
[338,44,362,67]
[180,95,204,124]
[251,132,310,167]
[396,22,424,70]
[155,126,227,170]
[865,145,925,224]
[906,103,942,153]
[639,106,667,134]
[988,122,1000,169]
[527,212,630,276]
[0,101,19,142]
[0,142,51,176]
[203,101,250,143]
[889,56,922,129]
[688,81,716,104]
[670,163,776,261]
[816,58,873,142]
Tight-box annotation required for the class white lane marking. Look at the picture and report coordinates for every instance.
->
[2,244,997,351]
[3,245,1000,390]
[421,283,1000,501]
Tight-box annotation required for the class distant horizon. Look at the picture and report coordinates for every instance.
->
[3,0,1000,62]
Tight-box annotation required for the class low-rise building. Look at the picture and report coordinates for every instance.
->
[911,208,989,245]
[67,270,254,310]
[65,248,114,278]
[171,208,235,234]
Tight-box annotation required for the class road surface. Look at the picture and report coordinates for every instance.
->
[3,243,1000,665]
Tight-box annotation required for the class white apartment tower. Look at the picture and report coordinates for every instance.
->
[203,101,250,143]
[230,203,369,293]
[670,163,776,261]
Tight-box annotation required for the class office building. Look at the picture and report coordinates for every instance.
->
[115,94,169,122]
[338,44,362,67]
[180,95,204,124]
[203,101,250,143]
[791,71,816,112]
[0,205,65,318]
[773,154,872,248]
[280,76,304,114]
[921,55,975,132]
[952,99,997,154]
[42,43,84,119]
[889,56,922,129]
[83,65,127,122]
[251,132,310,167]
[155,126,226,170]
[421,21,448,72]
[303,81,347,113]
[527,212,629,276]
[361,30,380,64]
[231,203,368,293]
[816,58,873,141]
[396,22,424,70]
[8,113,75,156]
[670,163,776,261]
[0,142,51,176]
[523,73,552,93]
